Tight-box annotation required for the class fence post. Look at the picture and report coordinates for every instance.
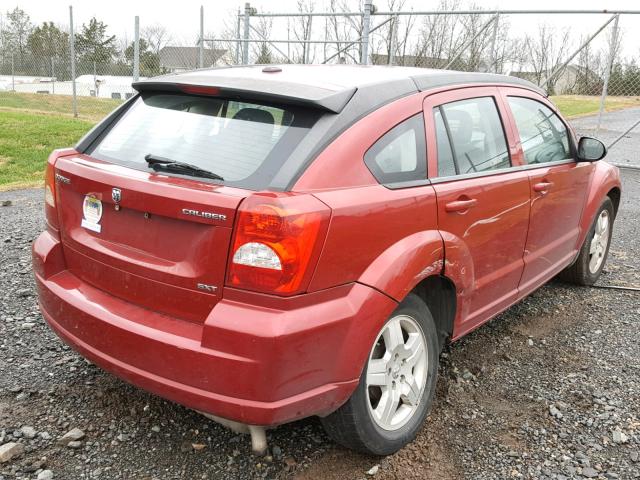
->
[199,6,204,68]
[11,53,14,91]
[133,16,140,82]
[243,3,251,65]
[388,14,398,65]
[490,12,500,73]
[360,0,372,65]
[236,8,242,64]
[51,57,55,94]
[597,14,620,135]
[69,5,78,118]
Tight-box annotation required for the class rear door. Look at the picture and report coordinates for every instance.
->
[500,89,594,295]
[424,87,531,334]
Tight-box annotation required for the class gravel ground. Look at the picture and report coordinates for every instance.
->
[0,169,638,480]
[570,108,640,168]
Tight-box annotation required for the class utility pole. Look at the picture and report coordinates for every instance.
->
[199,6,204,68]
[69,5,77,117]
[133,16,140,82]
[360,0,373,64]
[243,3,251,64]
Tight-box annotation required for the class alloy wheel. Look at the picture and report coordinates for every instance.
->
[365,314,428,431]
[589,209,610,274]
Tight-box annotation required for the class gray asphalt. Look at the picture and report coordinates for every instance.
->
[570,107,640,168]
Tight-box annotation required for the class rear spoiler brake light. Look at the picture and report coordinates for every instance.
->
[132,80,356,114]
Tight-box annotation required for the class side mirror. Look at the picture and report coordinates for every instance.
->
[577,136,607,162]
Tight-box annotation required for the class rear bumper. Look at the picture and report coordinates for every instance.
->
[33,231,397,426]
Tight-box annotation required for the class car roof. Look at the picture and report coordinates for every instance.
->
[132,64,545,114]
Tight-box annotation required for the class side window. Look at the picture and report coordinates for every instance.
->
[437,97,511,175]
[507,96,571,164]
[364,113,427,185]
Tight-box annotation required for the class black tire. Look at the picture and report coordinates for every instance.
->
[320,293,440,455]
[559,197,614,286]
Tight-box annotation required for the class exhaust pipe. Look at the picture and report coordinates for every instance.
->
[198,412,268,455]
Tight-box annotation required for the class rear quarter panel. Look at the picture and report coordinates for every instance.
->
[293,91,444,301]
[308,185,442,300]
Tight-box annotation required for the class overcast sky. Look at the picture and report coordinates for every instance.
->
[4,0,640,58]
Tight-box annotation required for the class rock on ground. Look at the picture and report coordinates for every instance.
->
[0,442,25,463]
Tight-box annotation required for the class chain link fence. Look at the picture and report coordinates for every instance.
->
[1,3,639,152]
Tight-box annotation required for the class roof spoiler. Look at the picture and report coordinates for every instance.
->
[132,78,357,114]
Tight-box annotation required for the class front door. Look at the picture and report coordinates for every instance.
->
[500,91,594,295]
[424,88,532,336]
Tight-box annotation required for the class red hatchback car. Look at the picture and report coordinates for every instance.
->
[33,65,620,455]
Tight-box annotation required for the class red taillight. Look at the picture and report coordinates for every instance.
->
[43,148,76,233]
[44,151,60,232]
[227,193,331,295]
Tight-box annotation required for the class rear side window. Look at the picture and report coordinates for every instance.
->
[89,93,320,190]
[436,97,510,176]
[507,96,571,164]
[364,113,427,185]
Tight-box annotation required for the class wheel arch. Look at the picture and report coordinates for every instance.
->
[411,275,457,349]
[357,230,445,303]
[607,186,621,217]
[577,162,622,250]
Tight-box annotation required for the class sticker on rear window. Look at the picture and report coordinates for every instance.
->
[81,195,103,233]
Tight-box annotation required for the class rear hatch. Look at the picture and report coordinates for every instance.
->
[53,90,322,324]
[54,154,245,324]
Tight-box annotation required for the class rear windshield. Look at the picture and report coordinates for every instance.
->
[89,93,321,190]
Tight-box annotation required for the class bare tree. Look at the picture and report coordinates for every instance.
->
[369,0,418,65]
[490,16,519,74]
[454,7,497,71]
[282,0,317,64]
[205,8,243,66]
[143,23,172,56]
[325,0,359,63]
[524,23,571,93]
[251,17,276,64]
[413,0,465,68]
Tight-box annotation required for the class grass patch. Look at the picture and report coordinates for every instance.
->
[0,110,93,190]
[0,91,121,122]
[550,95,640,118]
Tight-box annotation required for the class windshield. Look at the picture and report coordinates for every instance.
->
[89,93,321,189]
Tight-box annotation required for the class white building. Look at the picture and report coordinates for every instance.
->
[3,74,145,99]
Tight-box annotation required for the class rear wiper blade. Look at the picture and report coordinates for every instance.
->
[144,154,224,181]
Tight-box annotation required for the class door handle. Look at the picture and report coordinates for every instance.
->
[533,181,554,193]
[445,198,478,212]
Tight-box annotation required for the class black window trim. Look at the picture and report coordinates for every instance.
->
[432,95,514,181]
[363,112,429,189]
[437,105,460,176]
[430,157,575,185]
[505,94,578,168]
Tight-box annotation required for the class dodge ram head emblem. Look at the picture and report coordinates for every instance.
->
[112,188,122,204]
